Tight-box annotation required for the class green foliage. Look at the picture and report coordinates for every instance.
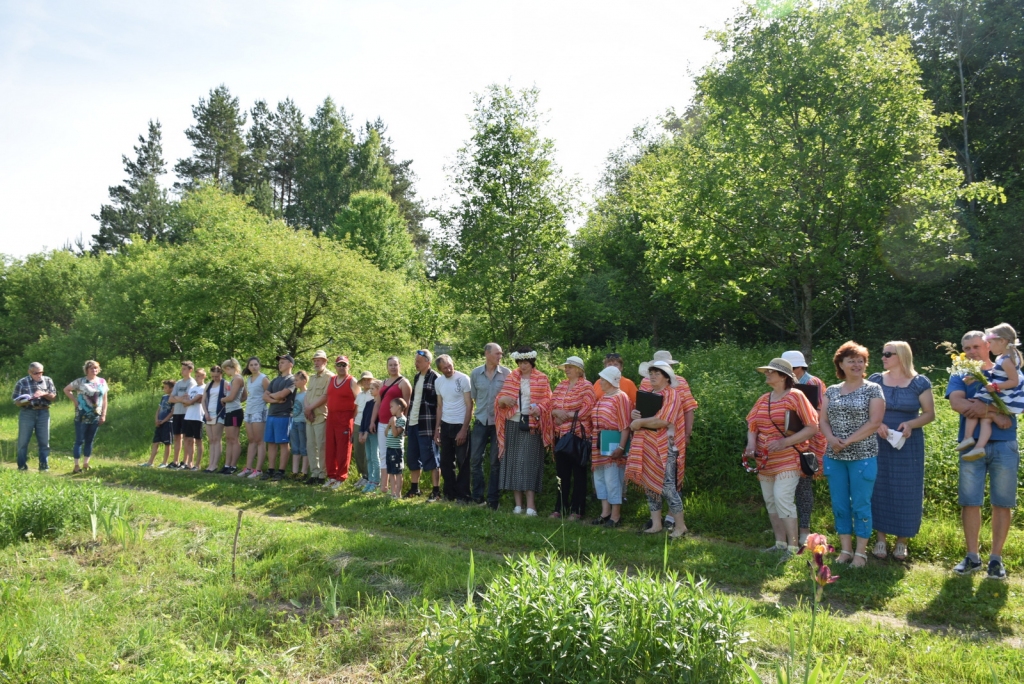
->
[174,84,248,192]
[419,553,749,683]
[434,84,575,349]
[294,97,357,236]
[0,470,122,548]
[329,190,418,274]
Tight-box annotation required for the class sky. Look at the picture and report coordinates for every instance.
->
[0,0,745,258]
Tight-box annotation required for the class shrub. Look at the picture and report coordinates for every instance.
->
[419,553,750,683]
[0,470,123,547]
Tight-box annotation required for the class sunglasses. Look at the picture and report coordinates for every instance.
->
[415,350,429,357]
[881,352,896,358]
[336,362,348,367]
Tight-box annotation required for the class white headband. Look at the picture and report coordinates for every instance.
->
[510,351,538,361]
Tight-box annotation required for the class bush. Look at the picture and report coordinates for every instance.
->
[419,553,750,683]
[0,470,123,547]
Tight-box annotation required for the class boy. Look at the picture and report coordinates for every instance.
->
[146,380,175,467]
[291,370,309,478]
[261,354,296,481]
[167,361,196,468]
[385,397,408,498]
[181,368,207,470]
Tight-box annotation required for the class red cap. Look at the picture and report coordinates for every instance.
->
[335,355,350,365]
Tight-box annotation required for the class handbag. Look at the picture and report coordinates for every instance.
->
[555,410,591,468]
[767,394,819,476]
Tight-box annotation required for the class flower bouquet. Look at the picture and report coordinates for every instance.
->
[939,342,1010,415]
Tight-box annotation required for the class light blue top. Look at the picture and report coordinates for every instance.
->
[292,391,306,423]
[245,373,268,415]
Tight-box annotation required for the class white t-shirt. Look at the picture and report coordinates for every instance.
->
[435,371,472,425]
[354,390,373,423]
[409,373,425,424]
[206,384,222,421]
[184,384,206,421]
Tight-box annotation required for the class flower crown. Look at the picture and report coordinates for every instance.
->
[510,351,538,361]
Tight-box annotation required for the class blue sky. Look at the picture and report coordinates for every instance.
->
[0,0,743,257]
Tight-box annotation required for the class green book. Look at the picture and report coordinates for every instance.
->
[600,430,620,456]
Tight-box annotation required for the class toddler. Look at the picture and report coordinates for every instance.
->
[959,323,1024,460]
[385,397,408,498]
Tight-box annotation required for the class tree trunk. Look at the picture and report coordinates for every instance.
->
[799,280,814,358]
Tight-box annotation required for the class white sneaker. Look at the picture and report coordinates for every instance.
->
[354,478,368,488]
[512,506,523,514]
[236,468,252,477]
[247,470,262,479]
[323,478,337,488]
[526,508,537,517]
[330,480,343,489]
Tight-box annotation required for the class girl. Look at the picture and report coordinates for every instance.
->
[959,323,1024,460]
[203,366,226,472]
[219,358,246,474]
[384,397,408,498]
[237,357,269,477]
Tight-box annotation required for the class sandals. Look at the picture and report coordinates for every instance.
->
[72,465,82,474]
[852,552,869,568]
[893,542,909,561]
[669,526,688,539]
[835,550,854,564]
[872,540,888,559]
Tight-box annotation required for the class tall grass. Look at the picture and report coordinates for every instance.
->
[419,552,750,683]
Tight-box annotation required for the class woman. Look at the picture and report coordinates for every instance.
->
[237,357,269,478]
[369,356,412,487]
[325,356,360,489]
[218,358,246,474]
[781,350,828,547]
[64,360,108,473]
[626,360,689,537]
[820,341,885,568]
[550,356,596,520]
[495,346,553,516]
[203,365,226,473]
[590,366,631,527]
[869,341,934,561]
[743,358,820,554]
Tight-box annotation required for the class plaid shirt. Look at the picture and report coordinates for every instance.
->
[409,369,439,432]
[12,375,56,408]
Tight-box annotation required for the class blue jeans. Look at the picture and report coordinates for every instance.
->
[959,440,1019,508]
[824,456,877,538]
[365,433,380,485]
[405,424,439,472]
[74,420,100,460]
[470,422,498,503]
[17,409,50,470]
[290,421,308,456]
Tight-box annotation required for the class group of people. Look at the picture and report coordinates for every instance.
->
[13,327,1020,579]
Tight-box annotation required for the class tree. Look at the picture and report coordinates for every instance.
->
[271,98,306,219]
[366,119,430,251]
[642,0,999,356]
[294,97,356,235]
[328,191,417,274]
[174,85,247,191]
[434,84,574,349]
[91,120,173,252]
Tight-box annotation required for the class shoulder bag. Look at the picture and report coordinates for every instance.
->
[768,394,818,476]
[554,410,591,468]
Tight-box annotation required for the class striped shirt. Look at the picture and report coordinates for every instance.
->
[386,416,406,449]
[590,391,632,469]
[550,378,597,440]
[746,390,819,479]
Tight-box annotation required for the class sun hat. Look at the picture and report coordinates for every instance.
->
[559,356,586,372]
[781,351,808,368]
[756,358,796,380]
[312,350,328,360]
[645,360,679,387]
[359,371,374,380]
[598,366,621,388]
[652,350,679,365]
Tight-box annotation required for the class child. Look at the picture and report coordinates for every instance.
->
[291,371,309,478]
[181,368,207,470]
[384,397,408,498]
[145,380,175,467]
[359,380,382,492]
[959,323,1024,460]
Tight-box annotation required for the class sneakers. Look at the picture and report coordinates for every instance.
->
[473,498,488,507]
[247,469,262,479]
[987,559,1007,580]
[953,555,983,575]
[236,467,252,477]
[403,486,421,499]
[362,482,378,493]
[604,518,621,528]
[353,477,368,488]
[271,470,284,481]
[762,542,788,554]
[525,508,538,516]
[157,463,169,469]
[590,516,610,526]
[956,437,976,452]
[329,480,343,490]
[512,506,523,514]
[323,478,337,488]
[259,470,274,481]
[427,489,441,503]
[139,462,152,467]
[961,447,987,461]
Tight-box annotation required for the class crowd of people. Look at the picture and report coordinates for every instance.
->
[12,327,1021,580]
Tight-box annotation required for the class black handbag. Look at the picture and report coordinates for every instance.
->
[768,394,819,477]
[555,410,591,469]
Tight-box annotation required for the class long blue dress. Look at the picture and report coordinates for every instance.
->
[869,373,932,538]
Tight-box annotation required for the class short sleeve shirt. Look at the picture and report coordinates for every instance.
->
[305,369,334,424]
[267,374,296,417]
[946,372,1019,441]
[824,381,884,461]
[172,378,196,415]
[69,377,108,423]
[436,371,472,425]
[184,384,205,421]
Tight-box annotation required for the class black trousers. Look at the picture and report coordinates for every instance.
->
[554,451,588,516]
[439,421,471,501]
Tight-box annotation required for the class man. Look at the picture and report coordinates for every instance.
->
[434,355,473,503]
[166,361,196,468]
[262,354,297,481]
[302,350,334,485]
[469,343,510,508]
[946,331,1018,580]
[12,362,57,471]
[405,349,440,499]
[593,353,637,406]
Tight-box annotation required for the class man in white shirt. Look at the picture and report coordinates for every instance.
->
[434,354,473,503]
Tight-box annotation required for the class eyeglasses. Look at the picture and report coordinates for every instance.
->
[881,352,896,358]
[29,370,42,375]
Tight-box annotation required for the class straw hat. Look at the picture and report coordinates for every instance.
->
[645,360,679,387]
[781,351,808,368]
[756,358,796,380]
[598,366,621,388]
[559,356,585,372]
[359,371,375,381]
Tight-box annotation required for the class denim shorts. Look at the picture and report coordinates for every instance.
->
[386,447,404,475]
[290,421,307,456]
[959,440,1019,508]
[593,463,626,505]
[264,416,292,444]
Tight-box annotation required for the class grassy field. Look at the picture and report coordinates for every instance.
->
[1,344,1022,682]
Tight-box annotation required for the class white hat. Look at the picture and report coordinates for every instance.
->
[598,366,621,388]
[644,360,679,387]
[781,351,808,368]
[312,350,328,360]
[559,356,585,372]
[652,350,679,365]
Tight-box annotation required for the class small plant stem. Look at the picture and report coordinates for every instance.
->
[805,590,817,684]
[231,509,243,582]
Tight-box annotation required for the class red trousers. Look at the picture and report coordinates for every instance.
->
[325,411,354,481]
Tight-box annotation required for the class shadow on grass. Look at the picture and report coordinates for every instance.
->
[907,573,1012,634]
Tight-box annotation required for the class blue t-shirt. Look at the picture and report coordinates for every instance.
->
[292,391,307,424]
[157,395,172,421]
[946,373,1019,441]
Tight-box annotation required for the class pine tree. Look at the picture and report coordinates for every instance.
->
[174,85,247,191]
[366,118,429,250]
[271,99,306,220]
[294,97,355,235]
[92,120,173,252]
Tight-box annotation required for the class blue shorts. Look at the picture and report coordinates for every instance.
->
[264,416,292,444]
[593,463,626,505]
[386,447,405,475]
[959,440,1019,508]
[290,421,307,456]
[405,424,440,472]
[152,422,172,445]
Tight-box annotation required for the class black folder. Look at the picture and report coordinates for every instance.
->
[793,383,821,410]
[635,390,664,419]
